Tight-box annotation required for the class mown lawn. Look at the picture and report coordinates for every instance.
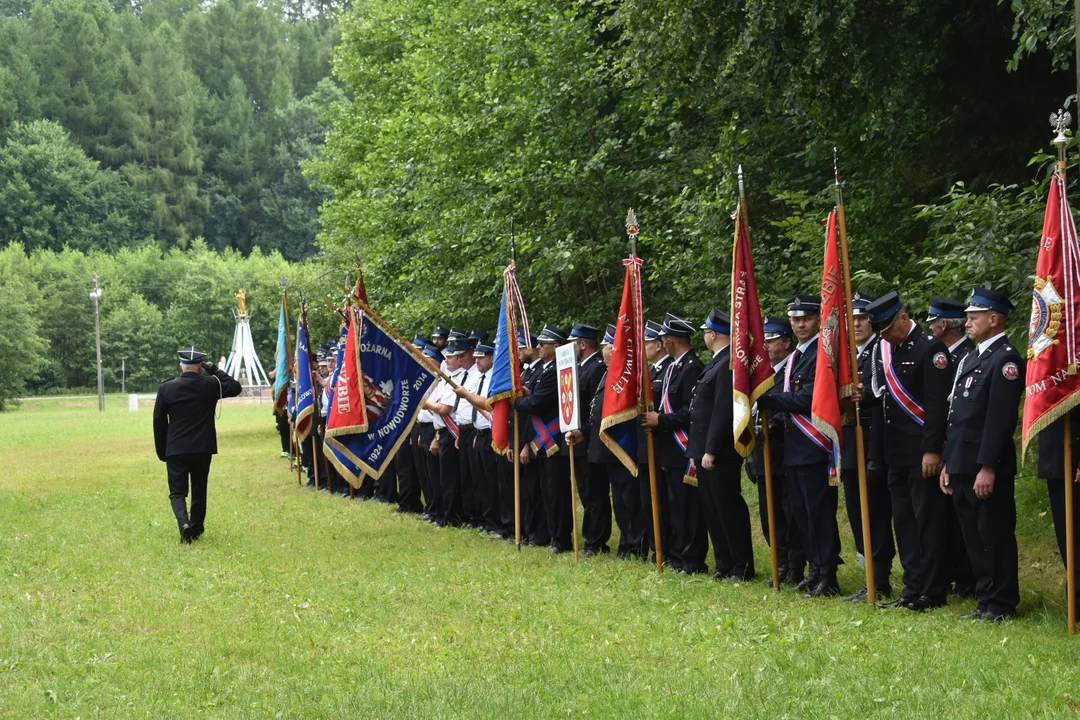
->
[2,396,1080,718]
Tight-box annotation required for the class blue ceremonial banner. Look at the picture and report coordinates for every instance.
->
[324,310,439,479]
[287,385,295,419]
[294,318,315,443]
[273,299,291,414]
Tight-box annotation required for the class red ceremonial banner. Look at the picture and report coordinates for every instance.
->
[1022,172,1080,458]
[325,308,369,439]
[810,210,853,472]
[599,258,645,474]
[731,201,775,457]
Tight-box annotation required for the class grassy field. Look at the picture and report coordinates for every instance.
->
[3,396,1080,718]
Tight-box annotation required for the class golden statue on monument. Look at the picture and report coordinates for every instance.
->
[235,288,247,317]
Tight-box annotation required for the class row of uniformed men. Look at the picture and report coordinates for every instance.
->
[287,286,1073,622]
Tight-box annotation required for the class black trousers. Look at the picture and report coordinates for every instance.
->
[167,452,212,534]
[523,457,549,546]
[458,425,480,525]
[496,445,515,538]
[416,423,438,516]
[751,471,804,578]
[580,459,612,553]
[946,498,976,594]
[607,462,646,557]
[698,458,753,578]
[640,462,671,564]
[397,428,423,512]
[275,412,290,453]
[889,464,948,600]
[475,429,502,533]
[841,466,895,590]
[301,434,327,488]
[788,463,840,574]
[543,455,574,551]
[665,465,708,573]
[438,429,463,525]
[951,471,1019,616]
[375,458,398,502]
[1047,477,1080,610]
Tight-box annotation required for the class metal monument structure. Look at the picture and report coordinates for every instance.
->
[225,288,270,387]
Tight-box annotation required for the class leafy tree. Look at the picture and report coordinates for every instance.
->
[0,120,151,251]
[0,244,48,408]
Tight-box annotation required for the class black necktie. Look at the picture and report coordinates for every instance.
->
[472,373,487,423]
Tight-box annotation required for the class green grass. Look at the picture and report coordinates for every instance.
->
[3,397,1080,718]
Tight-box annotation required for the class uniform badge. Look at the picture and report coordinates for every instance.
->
[1002,362,1019,381]
[1029,275,1064,359]
[932,352,947,369]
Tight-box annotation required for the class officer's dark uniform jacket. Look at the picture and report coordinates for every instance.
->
[513,360,542,448]
[1038,410,1080,480]
[841,339,884,471]
[943,335,1025,476]
[949,337,975,366]
[757,337,828,467]
[686,347,739,461]
[584,363,617,465]
[515,358,559,455]
[747,359,788,479]
[634,356,673,463]
[561,351,605,457]
[868,323,951,467]
[154,367,242,460]
[653,350,704,467]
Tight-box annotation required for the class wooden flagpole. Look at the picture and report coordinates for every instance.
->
[738,168,780,590]
[628,209,664,573]
[1054,113,1076,635]
[569,451,581,561]
[834,150,877,605]
[511,226,523,551]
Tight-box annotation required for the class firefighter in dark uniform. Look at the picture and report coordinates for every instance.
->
[516,324,573,552]
[863,291,952,611]
[688,309,754,580]
[747,315,803,586]
[758,295,842,597]
[1037,409,1080,618]
[639,320,674,565]
[153,347,242,543]
[927,297,977,598]
[940,287,1024,621]
[515,333,549,546]
[642,314,707,574]
[563,323,610,556]
[840,292,896,602]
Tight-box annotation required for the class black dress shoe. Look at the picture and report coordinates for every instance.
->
[795,576,816,592]
[844,586,869,603]
[581,547,597,558]
[958,609,985,621]
[179,523,194,544]
[980,610,1014,623]
[906,595,947,612]
[879,596,915,609]
[781,570,803,587]
[805,578,841,598]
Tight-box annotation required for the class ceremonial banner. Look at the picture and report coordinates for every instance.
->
[556,343,580,433]
[324,311,439,479]
[294,318,315,443]
[810,210,853,474]
[487,264,530,453]
[323,321,365,484]
[325,311,369,438]
[731,201,775,457]
[272,298,291,414]
[1023,172,1080,457]
[599,258,644,475]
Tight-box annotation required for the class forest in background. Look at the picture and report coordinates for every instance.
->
[5,0,1080,407]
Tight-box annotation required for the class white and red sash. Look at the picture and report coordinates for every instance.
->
[880,341,925,426]
[661,363,698,485]
[785,350,833,454]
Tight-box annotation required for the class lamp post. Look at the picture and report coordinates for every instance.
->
[90,277,103,412]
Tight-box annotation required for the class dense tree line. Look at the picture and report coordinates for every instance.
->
[0,0,342,260]
[0,243,345,408]
[312,0,1076,334]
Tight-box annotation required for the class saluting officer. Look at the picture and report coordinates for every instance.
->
[153,347,242,543]
[864,291,952,611]
[689,309,754,580]
[642,314,707,574]
[747,315,802,586]
[758,294,842,597]
[926,296,977,598]
[840,292,895,602]
[940,288,1024,622]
